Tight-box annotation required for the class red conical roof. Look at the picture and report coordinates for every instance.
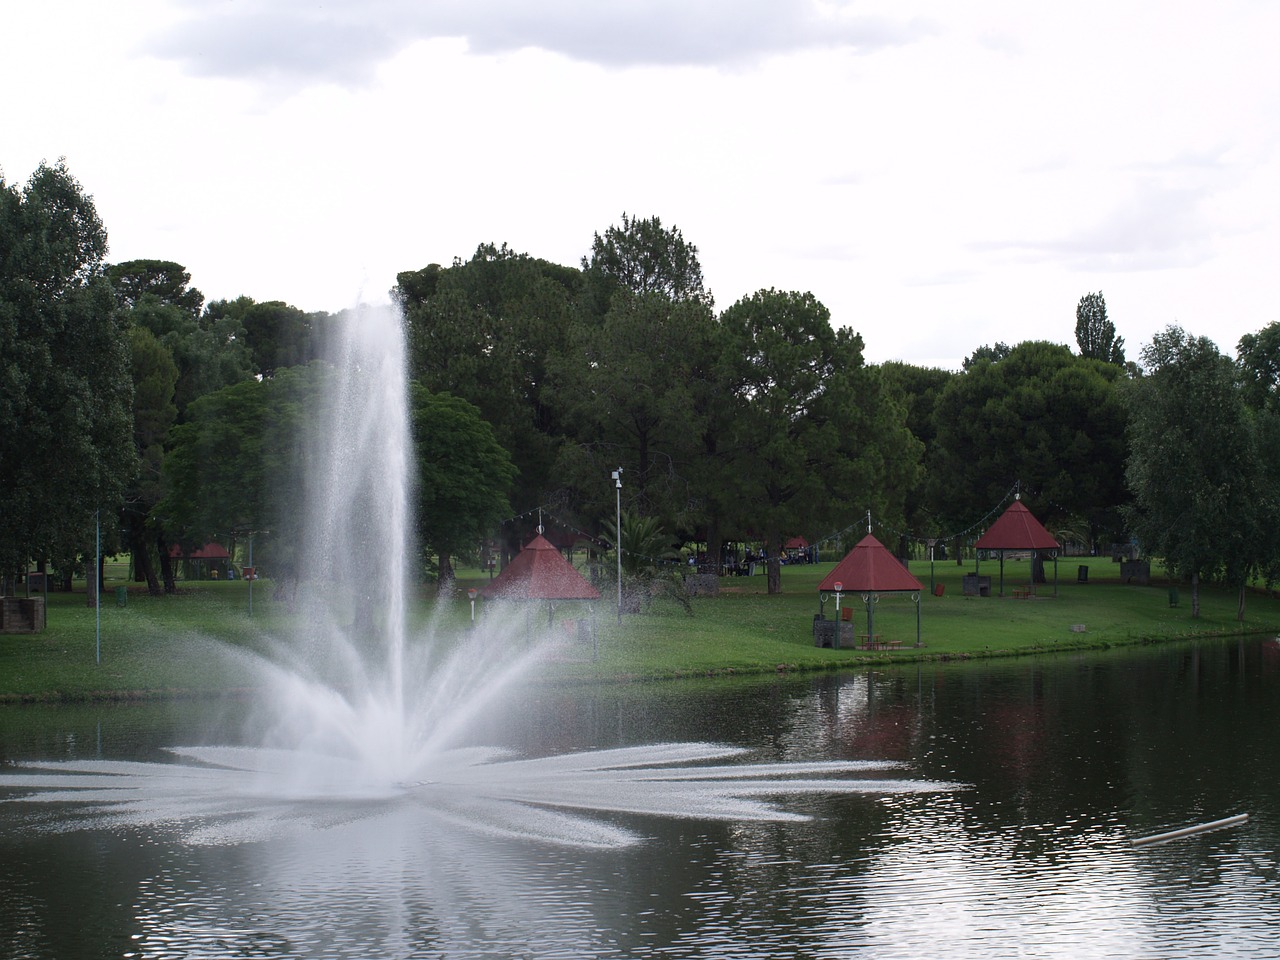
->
[975,500,1060,550]
[818,534,923,593]
[479,535,601,600]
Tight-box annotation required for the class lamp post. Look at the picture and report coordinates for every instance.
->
[247,533,254,617]
[95,509,101,665]
[833,580,843,648]
[468,587,478,624]
[612,467,623,624]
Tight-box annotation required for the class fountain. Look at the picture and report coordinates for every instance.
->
[2,304,956,850]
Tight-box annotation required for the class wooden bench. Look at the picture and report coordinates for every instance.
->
[859,634,882,649]
[1012,584,1034,599]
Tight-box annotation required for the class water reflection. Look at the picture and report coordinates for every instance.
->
[2,637,1279,958]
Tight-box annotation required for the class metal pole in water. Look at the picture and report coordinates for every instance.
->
[1131,813,1248,847]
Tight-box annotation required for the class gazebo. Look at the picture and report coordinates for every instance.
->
[974,499,1061,597]
[479,534,600,639]
[815,534,924,649]
[168,542,233,580]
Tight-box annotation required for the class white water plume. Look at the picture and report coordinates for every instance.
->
[2,302,960,848]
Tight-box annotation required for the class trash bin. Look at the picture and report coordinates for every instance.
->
[1168,586,1179,608]
[115,586,127,608]
[1078,565,1089,583]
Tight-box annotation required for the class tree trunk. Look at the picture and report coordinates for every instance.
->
[438,552,455,590]
[706,519,723,577]
[131,527,162,597]
[157,535,177,594]
[1191,571,1200,618]
[766,534,783,595]
[1031,553,1047,584]
[1238,582,1247,622]
[86,555,100,608]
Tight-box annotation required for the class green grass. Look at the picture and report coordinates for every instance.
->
[2,555,1276,701]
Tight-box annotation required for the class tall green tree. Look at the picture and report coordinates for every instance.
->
[125,325,179,594]
[107,259,203,315]
[205,296,323,378]
[547,291,720,534]
[1075,291,1126,365]
[1236,321,1280,410]
[879,362,955,549]
[581,213,712,316]
[158,363,330,595]
[549,214,725,550]
[928,341,1129,554]
[717,289,920,594]
[0,160,135,583]
[409,385,516,583]
[397,243,580,552]
[110,261,253,419]
[1124,327,1258,617]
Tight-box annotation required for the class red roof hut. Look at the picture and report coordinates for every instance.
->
[479,534,600,645]
[974,499,1061,597]
[168,542,233,580]
[479,535,600,602]
[816,534,924,649]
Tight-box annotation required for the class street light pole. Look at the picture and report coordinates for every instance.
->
[612,467,623,624]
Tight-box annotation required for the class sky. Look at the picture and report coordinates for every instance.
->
[4,0,1277,369]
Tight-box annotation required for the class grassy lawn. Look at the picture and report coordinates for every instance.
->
[2,555,1276,701]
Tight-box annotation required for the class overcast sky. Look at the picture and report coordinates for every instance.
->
[5,0,1276,369]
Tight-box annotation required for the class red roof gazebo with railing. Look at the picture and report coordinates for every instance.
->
[974,499,1061,597]
[816,534,923,649]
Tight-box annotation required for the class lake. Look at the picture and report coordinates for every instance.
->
[2,635,1278,958]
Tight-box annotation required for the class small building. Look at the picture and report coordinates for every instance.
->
[168,543,234,581]
[479,533,601,642]
[815,534,924,649]
[974,499,1061,597]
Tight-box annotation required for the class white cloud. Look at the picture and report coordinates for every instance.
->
[145,0,931,89]
[5,0,1280,370]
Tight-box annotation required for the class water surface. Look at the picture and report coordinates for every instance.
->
[2,636,1277,959]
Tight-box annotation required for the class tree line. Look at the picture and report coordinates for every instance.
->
[4,160,1279,616]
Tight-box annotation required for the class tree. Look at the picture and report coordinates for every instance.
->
[397,244,580,555]
[205,296,323,378]
[0,160,135,584]
[107,259,203,316]
[110,261,253,419]
[716,289,921,594]
[158,364,330,596]
[409,385,516,583]
[1075,291,1126,365]
[581,213,712,314]
[125,325,179,595]
[963,342,1012,369]
[931,342,1129,541]
[604,509,690,614]
[1236,321,1280,410]
[879,362,955,550]
[547,291,720,534]
[1123,327,1258,617]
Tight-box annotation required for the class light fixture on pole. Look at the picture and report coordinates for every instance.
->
[468,587,478,624]
[833,580,843,647]
[612,467,623,624]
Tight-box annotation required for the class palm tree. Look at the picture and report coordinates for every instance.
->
[605,511,691,614]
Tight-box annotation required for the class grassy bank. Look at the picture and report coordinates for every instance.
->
[2,555,1276,701]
